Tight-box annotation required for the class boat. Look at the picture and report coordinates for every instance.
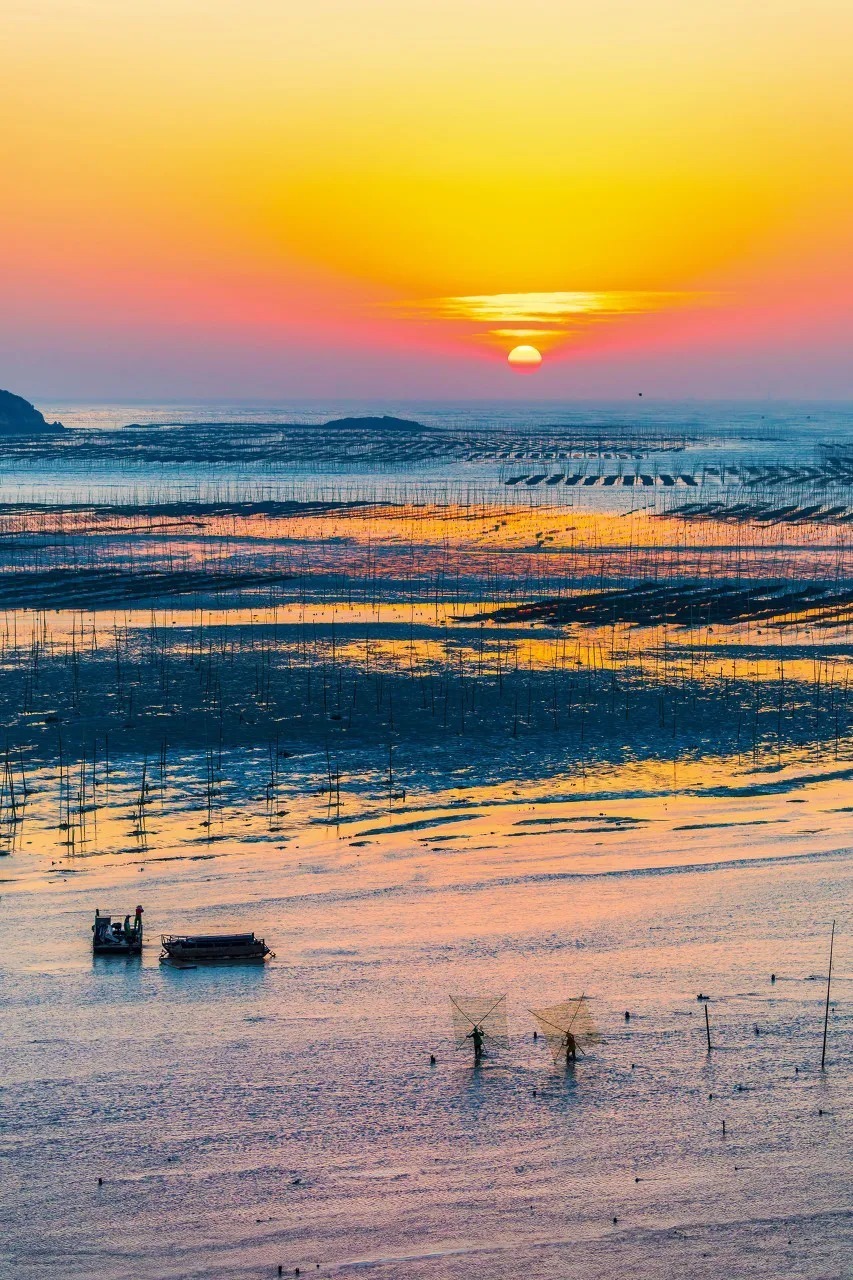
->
[159,932,272,964]
[93,905,144,955]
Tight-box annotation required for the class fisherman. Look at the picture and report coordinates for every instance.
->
[468,1024,485,1062]
[564,1032,577,1063]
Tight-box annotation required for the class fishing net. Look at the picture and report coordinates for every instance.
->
[530,996,601,1062]
[449,993,509,1049]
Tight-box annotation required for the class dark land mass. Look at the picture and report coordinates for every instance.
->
[321,414,432,431]
[468,580,853,628]
[0,390,62,433]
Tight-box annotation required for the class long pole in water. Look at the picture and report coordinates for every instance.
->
[704,1004,712,1053]
[821,920,836,1071]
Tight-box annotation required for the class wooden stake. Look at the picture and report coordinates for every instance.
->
[704,1004,712,1053]
[821,919,835,1071]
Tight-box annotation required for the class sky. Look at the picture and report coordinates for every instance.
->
[2,0,851,401]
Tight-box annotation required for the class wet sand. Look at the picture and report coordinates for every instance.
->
[1,748,850,1278]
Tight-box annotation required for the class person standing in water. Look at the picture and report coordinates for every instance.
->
[468,1024,485,1062]
[564,1031,577,1063]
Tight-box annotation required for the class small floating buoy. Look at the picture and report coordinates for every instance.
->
[430,1054,436,1065]
[613,1216,618,1224]
[97,1177,103,1186]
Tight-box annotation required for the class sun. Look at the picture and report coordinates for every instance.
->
[507,344,543,372]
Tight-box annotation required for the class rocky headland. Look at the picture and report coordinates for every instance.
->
[0,390,63,432]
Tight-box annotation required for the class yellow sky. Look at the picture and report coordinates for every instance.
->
[1,0,851,391]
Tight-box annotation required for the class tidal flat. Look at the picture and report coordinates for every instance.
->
[0,402,850,1278]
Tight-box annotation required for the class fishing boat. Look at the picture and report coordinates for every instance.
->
[159,932,272,964]
[93,906,144,955]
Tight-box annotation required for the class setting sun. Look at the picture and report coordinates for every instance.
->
[507,344,543,371]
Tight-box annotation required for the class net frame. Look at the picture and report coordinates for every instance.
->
[529,996,601,1062]
[449,993,509,1050]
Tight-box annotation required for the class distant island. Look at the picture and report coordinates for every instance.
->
[0,390,63,432]
[124,413,433,433]
[322,414,431,431]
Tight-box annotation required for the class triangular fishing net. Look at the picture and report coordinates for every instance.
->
[530,996,600,1062]
[449,993,509,1050]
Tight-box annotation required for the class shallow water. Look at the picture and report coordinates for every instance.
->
[1,748,850,1278]
[1,401,851,1278]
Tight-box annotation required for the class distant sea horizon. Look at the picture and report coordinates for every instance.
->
[35,394,853,408]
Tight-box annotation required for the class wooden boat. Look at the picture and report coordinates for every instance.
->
[93,906,144,955]
[159,932,272,964]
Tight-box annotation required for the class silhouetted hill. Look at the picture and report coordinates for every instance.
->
[0,390,63,433]
[322,414,432,431]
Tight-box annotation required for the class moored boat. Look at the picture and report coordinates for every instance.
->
[160,932,272,964]
[93,906,144,955]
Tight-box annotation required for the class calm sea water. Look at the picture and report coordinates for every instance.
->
[10,398,853,504]
[40,398,853,434]
[1,755,850,1279]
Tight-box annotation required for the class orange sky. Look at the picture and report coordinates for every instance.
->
[1,0,851,398]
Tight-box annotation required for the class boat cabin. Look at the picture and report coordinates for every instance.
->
[160,932,271,963]
[93,906,144,955]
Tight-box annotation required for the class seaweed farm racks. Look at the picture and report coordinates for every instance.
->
[92,906,144,955]
[159,933,272,964]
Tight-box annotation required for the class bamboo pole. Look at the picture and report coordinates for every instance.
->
[821,919,835,1070]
